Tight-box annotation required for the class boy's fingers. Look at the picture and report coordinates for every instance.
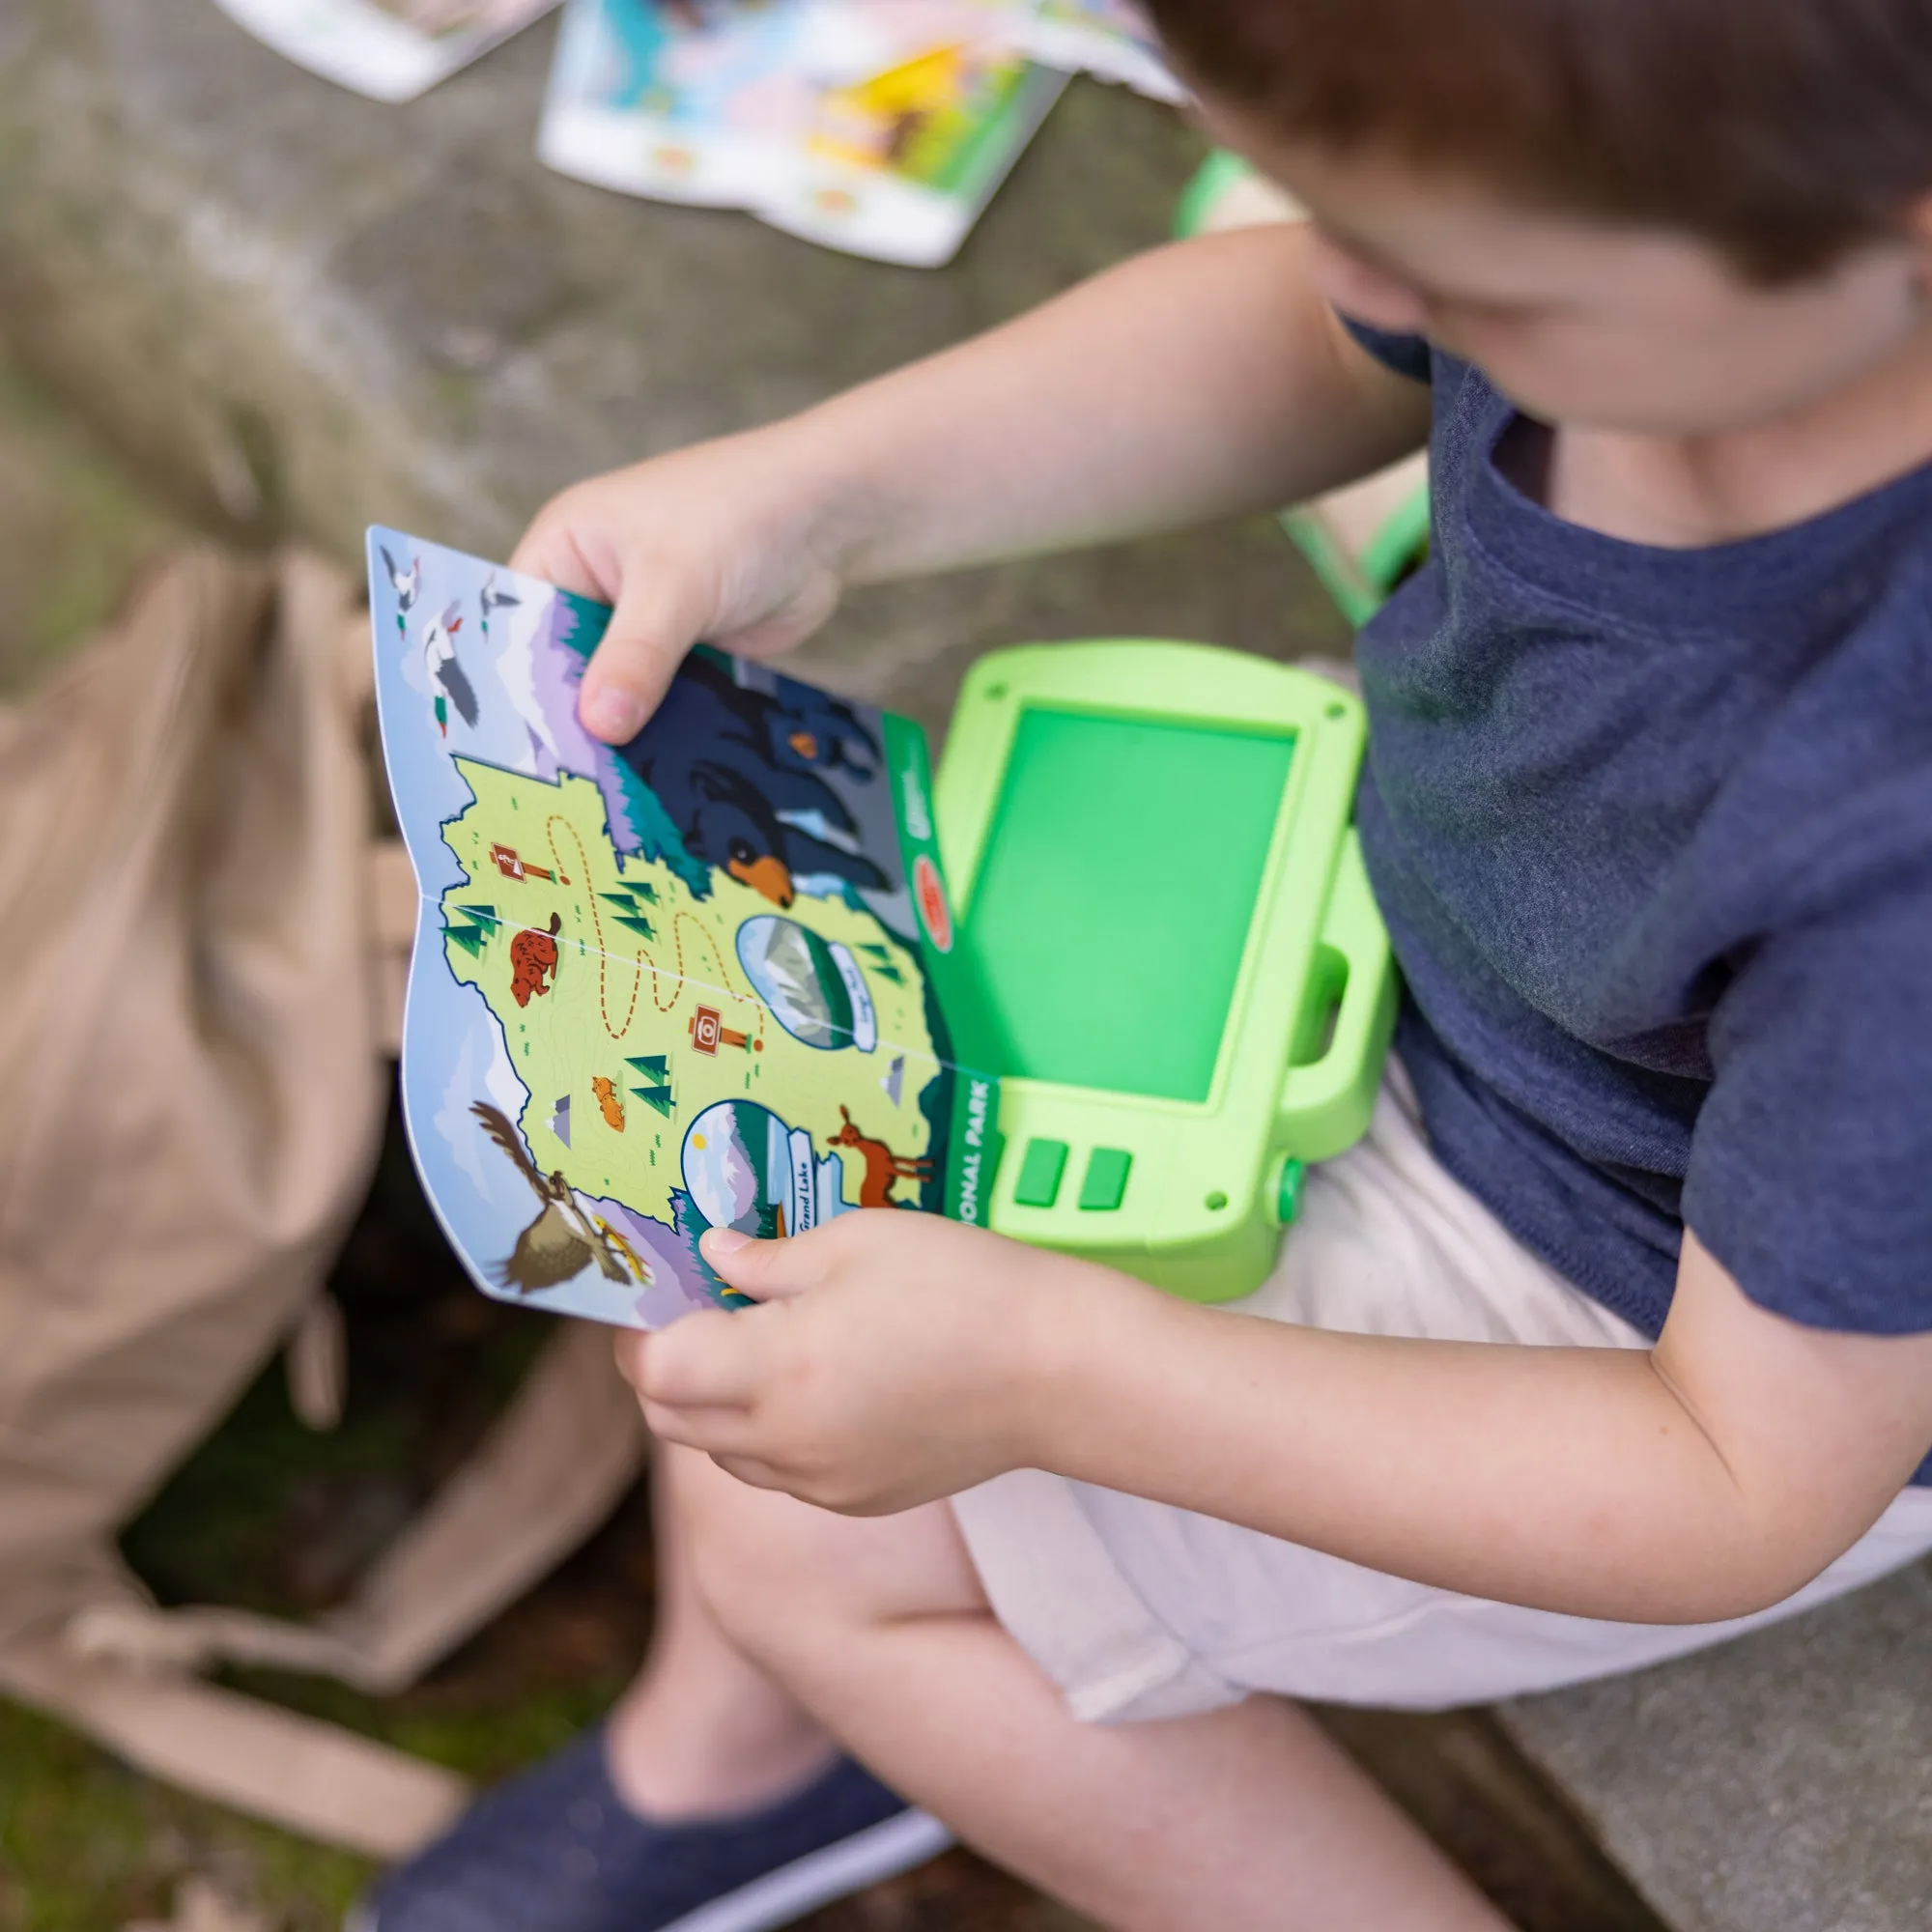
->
[611,1328,648,1393]
[506,506,604,597]
[505,504,712,744]
[699,1228,829,1302]
[640,1305,766,1407]
[709,1454,789,1494]
[638,1397,756,1456]
[578,571,717,744]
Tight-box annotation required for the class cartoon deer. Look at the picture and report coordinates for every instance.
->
[830,1105,933,1209]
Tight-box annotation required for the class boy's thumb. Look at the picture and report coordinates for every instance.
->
[578,578,710,745]
[698,1228,818,1302]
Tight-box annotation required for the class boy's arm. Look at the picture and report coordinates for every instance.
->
[634,1221,1932,1628]
[513,223,1429,736]
[805,223,1428,581]
[1033,1230,1932,1623]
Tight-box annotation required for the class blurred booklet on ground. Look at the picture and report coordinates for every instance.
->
[538,0,1068,266]
[212,0,560,101]
[369,528,1000,1330]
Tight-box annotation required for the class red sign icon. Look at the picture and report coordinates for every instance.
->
[913,854,953,953]
[690,1006,756,1056]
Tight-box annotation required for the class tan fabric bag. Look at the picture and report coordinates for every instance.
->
[0,548,647,1859]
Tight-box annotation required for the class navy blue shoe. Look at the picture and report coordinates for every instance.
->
[353,1730,952,1932]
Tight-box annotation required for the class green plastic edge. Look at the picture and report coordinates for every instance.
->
[1279,478,1433,632]
[1172,148,1255,240]
[1279,509,1386,631]
[934,639,1396,1304]
[1359,477,1435,596]
[1169,153,1437,632]
[881,711,1004,1226]
[1277,828,1399,1162]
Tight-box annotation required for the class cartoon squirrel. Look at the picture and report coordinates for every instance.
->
[510,911,562,1008]
[590,1076,625,1131]
[830,1106,933,1209]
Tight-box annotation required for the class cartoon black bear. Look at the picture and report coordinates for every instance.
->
[762,685,881,784]
[619,653,889,907]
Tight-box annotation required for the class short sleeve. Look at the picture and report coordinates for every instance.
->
[1683,876,1932,1335]
[1340,316,1433,384]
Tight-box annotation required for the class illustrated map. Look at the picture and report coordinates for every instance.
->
[370,528,999,1329]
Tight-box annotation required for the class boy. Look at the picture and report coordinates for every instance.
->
[367,3,1932,1927]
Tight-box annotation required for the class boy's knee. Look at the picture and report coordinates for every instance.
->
[668,1445,985,1670]
[673,1449,861,1655]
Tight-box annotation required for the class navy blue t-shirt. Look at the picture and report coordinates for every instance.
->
[1347,323,1932,1479]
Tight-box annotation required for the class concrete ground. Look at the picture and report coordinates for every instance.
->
[0,344,187,696]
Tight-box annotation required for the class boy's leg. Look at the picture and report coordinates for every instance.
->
[605,1452,841,1819]
[665,1443,1508,1932]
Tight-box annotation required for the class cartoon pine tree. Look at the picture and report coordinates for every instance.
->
[858,941,904,983]
[599,887,659,940]
[442,904,495,959]
[626,1055,673,1118]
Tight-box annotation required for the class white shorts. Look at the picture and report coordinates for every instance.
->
[951,1067,1932,1725]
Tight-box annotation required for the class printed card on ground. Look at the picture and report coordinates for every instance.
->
[212,0,560,101]
[537,0,1066,267]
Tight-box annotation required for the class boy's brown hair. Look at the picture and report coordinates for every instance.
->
[1143,0,1932,282]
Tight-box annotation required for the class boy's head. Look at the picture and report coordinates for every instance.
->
[1147,0,1932,436]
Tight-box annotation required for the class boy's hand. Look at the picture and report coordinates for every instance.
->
[614,1214,1100,1515]
[509,426,856,743]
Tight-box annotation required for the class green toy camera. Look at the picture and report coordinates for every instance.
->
[935,639,1396,1302]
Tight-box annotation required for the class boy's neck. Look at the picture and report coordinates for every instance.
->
[1534,322,1932,550]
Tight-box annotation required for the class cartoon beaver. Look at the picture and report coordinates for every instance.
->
[510,911,562,1008]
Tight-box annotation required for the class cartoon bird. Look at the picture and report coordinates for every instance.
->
[478,571,522,632]
[381,547,421,632]
[422,600,478,736]
[471,1103,631,1293]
